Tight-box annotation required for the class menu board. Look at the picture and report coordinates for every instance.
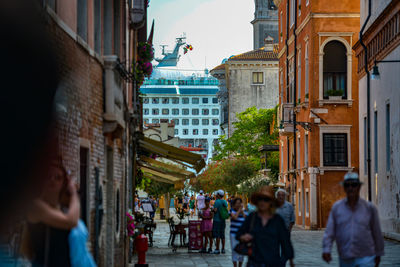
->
[188,220,203,250]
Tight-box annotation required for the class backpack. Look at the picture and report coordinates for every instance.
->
[219,201,230,220]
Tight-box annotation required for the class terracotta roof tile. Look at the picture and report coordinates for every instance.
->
[210,63,226,72]
[228,44,279,61]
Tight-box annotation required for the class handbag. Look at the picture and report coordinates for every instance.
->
[234,212,256,256]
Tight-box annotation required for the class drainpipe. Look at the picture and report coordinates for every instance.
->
[359,0,372,202]
[286,0,290,179]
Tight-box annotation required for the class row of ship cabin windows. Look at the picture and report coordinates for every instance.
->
[144,108,220,116]
[144,118,220,126]
[143,97,219,105]
[176,129,219,136]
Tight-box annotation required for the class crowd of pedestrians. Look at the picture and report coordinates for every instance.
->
[189,171,385,267]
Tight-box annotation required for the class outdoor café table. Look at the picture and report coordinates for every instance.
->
[171,223,188,250]
[144,219,157,247]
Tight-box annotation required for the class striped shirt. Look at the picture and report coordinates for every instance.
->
[230,209,247,235]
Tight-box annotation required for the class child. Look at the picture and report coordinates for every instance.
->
[200,197,213,253]
[230,198,247,267]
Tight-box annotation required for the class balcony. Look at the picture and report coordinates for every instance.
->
[103,56,125,134]
[279,103,294,136]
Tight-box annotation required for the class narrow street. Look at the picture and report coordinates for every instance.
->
[132,220,400,267]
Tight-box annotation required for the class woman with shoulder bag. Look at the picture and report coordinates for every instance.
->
[236,186,295,267]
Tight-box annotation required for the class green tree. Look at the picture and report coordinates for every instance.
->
[213,106,279,180]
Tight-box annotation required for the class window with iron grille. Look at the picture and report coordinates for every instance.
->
[323,133,348,166]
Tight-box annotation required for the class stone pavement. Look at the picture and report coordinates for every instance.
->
[132,220,400,267]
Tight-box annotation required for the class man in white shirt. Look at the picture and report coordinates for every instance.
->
[196,190,205,215]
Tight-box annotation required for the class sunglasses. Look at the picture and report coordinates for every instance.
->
[259,197,272,202]
[343,182,360,188]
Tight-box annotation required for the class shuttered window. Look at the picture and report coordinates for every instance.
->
[323,133,348,166]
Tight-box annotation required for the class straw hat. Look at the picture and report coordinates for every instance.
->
[250,186,276,204]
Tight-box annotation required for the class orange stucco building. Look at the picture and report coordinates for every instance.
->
[274,0,360,228]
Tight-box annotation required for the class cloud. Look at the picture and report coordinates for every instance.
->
[148,0,254,70]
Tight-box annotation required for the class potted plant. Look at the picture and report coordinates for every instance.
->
[327,89,344,100]
[305,93,309,101]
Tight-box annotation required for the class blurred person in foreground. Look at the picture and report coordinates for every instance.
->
[275,189,295,233]
[237,186,294,267]
[322,172,384,267]
[0,0,60,265]
[230,198,247,267]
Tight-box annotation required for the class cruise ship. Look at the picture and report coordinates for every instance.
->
[140,37,221,162]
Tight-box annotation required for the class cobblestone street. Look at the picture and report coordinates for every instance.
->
[133,220,400,267]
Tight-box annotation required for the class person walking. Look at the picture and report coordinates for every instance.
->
[196,190,206,216]
[189,196,196,218]
[212,190,228,254]
[199,198,213,253]
[322,172,384,267]
[230,198,247,267]
[237,186,294,267]
[276,189,295,232]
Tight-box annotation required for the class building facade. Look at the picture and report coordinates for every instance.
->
[38,0,148,266]
[354,0,400,239]
[275,0,360,229]
[252,0,279,49]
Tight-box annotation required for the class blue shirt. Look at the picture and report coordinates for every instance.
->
[213,199,227,222]
[276,201,295,230]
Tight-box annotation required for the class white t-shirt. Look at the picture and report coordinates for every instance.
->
[197,194,205,210]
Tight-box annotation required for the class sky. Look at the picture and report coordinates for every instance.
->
[147,0,254,71]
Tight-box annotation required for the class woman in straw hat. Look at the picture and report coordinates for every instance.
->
[236,186,295,267]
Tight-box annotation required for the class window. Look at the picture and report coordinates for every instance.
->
[364,117,367,174]
[113,0,121,56]
[192,119,199,125]
[374,111,378,173]
[202,98,209,104]
[212,109,219,115]
[103,0,112,54]
[192,98,199,104]
[182,119,189,125]
[183,129,188,135]
[323,133,348,166]
[297,50,301,102]
[79,147,89,224]
[212,119,219,126]
[77,0,88,41]
[289,59,294,103]
[173,119,179,125]
[144,119,149,124]
[174,129,178,135]
[172,109,179,115]
[290,0,295,26]
[172,98,179,104]
[212,129,219,135]
[386,104,390,171]
[152,109,159,115]
[305,191,309,217]
[297,136,300,168]
[305,134,309,167]
[203,129,209,135]
[152,98,159,104]
[143,98,149,104]
[115,189,120,232]
[94,0,101,54]
[162,98,169,104]
[306,0,309,6]
[182,98,189,104]
[162,109,169,115]
[305,43,309,98]
[202,109,209,115]
[280,12,283,41]
[280,71,284,103]
[298,191,302,216]
[252,72,264,84]
[298,2,301,16]
[192,109,199,115]
[143,109,149,115]
[152,119,159,124]
[202,119,209,125]
[182,109,189,115]
[193,129,198,135]
[212,98,218,104]
[323,41,347,99]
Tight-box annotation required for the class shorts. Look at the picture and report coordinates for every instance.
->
[230,233,244,262]
[212,220,226,239]
[339,256,375,267]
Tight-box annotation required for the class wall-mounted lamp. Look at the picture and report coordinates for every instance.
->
[371,60,400,81]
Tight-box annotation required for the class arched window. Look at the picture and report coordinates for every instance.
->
[323,41,347,99]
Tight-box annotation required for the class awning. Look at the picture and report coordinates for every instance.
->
[139,156,196,179]
[139,165,182,184]
[138,136,206,173]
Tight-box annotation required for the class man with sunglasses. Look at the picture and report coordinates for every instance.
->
[322,172,384,267]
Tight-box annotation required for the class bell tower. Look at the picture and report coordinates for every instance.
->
[251,0,278,49]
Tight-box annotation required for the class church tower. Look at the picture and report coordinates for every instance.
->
[251,0,278,49]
